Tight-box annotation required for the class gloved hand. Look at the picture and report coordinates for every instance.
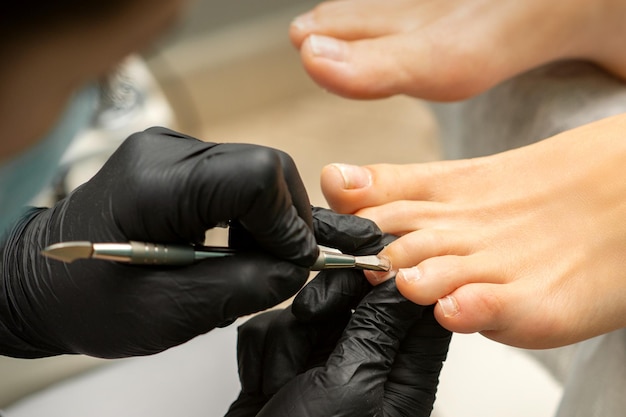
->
[225,208,452,417]
[0,127,318,359]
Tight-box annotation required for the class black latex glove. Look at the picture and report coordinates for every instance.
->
[0,127,318,359]
[226,208,452,417]
[226,282,451,417]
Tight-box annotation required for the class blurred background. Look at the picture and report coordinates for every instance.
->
[1,1,562,416]
[145,0,440,208]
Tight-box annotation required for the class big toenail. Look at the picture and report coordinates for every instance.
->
[364,269,396,285]
[438,296,460,318]
[398,267,421,284]
[291,12,315,32]
[331,163,371,189]
[308,35,346,62]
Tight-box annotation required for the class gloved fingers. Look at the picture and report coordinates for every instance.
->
[2,127,320,360]
[322,279,424,385]
[384,306,452,417]
[253,279,426,417]
[274,151,313,227]
[235,307,349,395]
[104,128,317,265]
[229,307,350,416]
[235,310,285,393]
[312,207,396,255]
[37,253,310,358]
[171,253,310,329]
[235,207,391,323]
[103,128,218,244]
[193,143,317,266]
[236,309,312,394]
[260,307,349,394]
[292,269,371,322]
[293,207,397,322]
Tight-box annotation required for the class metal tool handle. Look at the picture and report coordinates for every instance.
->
[311,251,356,270]
[89,242,196,265]
[128,241,196,265]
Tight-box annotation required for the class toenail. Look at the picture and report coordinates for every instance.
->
[398,267,421,284]
[308,35,346,62]
[291,12,315,32]
[331,163,371,189]
[438,296,460,318]
[364,268,396,285]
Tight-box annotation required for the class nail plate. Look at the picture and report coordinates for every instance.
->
[438,296,460,318]
[364,266,396,284]
[331,163,371,190]
[291,12,315,32]
[397,267,421,284]
[308,35,346,62]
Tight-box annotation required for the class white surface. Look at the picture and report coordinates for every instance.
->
[433,333,562,417]
[5,326,563,417]
[5,325,240,417]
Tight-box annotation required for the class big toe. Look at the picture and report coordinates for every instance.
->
[300,33,487,100]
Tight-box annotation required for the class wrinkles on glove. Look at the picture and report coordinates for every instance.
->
[293,207,396,322]
[322,279,426,385]
[249,280,451,417]
[235,308,349,396]
[228,208,452,417]
[0,128,317,358]
[383,309,451,417]
[106,128,318,266]
[292,269,371,322]
[311,206,395,254]
[0,208,62,358]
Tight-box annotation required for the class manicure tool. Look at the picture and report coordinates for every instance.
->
[41,241,390,272]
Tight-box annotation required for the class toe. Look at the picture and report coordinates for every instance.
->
[433,283,510,335]
[300,32,489,100]
[320,161,465,214]
[290,1,413,47]
[395,253,490,305]
[433,282,565,349]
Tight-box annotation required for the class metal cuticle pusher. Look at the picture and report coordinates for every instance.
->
[41,241,391,272]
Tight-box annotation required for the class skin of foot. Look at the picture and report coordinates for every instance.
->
[289,0,626,101]
[320,113,626,349]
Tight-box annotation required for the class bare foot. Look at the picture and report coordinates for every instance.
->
[290,0,626,100]
[320,114,626,349]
